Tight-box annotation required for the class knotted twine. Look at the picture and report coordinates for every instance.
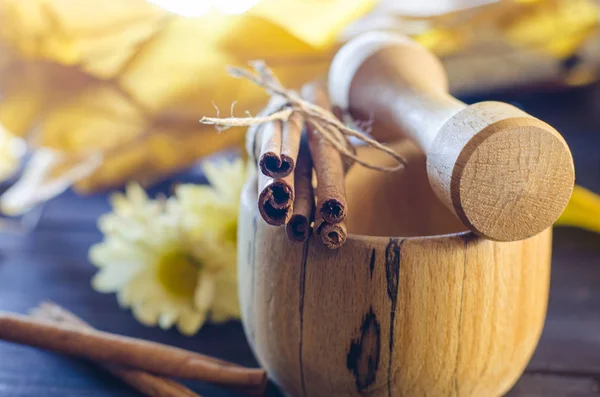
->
[200,61,406,172]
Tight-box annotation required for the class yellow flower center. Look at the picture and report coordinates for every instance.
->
[156,251,199,299]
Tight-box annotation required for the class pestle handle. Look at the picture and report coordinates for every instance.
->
[329,33,464,150]
[329,32,575,242]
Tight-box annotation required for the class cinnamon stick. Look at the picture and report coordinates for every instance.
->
[315,216,347,250]
[250,104,300,226]
[0,312,266,393]
[257,171,294,226]
[285,136,314,242]
[105,367,202,397]
[258,113,303,179]
[301,82,348,226]
[29,303,201,397]
[30,302,235,367]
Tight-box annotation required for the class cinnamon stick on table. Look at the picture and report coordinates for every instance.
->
[285,136,314,242]
[30,302,201,397]
[0,312,266,395]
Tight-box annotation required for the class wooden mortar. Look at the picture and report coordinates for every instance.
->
[328,32,574,242]
[238,140,551,397]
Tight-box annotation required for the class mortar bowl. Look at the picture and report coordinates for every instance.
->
[237,139,550,397]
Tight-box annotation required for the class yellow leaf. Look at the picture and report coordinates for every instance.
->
[77,15,168,78]
[503,0,599,58]
[119,16,238,113]
[248,0,376,49]
[39,84,146,151]
[165,55,328,123]
[0,0,166,66]
[0,60,91,136]
[0,90,47,137]
[45,0,163,36]
[0,0,374,200]
[74,126,245,193]
[0,0,51,57]
[415,28,468,57]
[556,185,600,233]
[216,14,324,59]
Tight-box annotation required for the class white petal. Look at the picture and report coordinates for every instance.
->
[91,264,138,293]
[125,183,149,205]
[89,241,148,271]
[117,288,133,308]
[177,311,207,336]
[132,302,159,327]
[194,273,216,312]
[202,158,245,204]
[158,311,179,330]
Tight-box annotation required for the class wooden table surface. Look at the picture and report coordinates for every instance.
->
[0,85,599,396]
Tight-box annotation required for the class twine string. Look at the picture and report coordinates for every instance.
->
[200,61,406,172]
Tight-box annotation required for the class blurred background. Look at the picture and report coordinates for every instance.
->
[0,0,599,224]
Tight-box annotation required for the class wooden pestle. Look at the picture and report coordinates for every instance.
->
[328,32,575,242]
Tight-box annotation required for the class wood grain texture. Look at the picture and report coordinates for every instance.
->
[238,140,552,397]
[430,102,574,243]
[329,32,575,242]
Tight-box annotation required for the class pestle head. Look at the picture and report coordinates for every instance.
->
[328,32,575,241]
[427,101,575,241]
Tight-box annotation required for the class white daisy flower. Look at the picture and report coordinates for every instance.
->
[90,158,246,335]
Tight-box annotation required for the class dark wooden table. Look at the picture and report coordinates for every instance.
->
[0,85,599,396]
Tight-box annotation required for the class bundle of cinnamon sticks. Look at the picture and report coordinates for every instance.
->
[201,62,405,249]
[0,303,267,397]
[251,82,350,249]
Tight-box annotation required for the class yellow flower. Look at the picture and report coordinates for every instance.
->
[176,157,245,244]
[89,158,246,334]
[174,157,247,323]
[0,123,26,182]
